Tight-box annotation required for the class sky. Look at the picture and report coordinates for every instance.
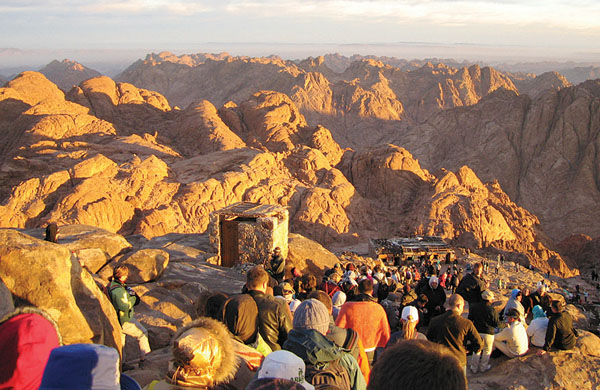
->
[1,0,599,64]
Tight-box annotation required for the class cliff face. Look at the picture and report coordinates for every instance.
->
[0,71,577,276]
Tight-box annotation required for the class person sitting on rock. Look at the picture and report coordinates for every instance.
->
[501,289,526,323]
[39,343,141,390]
[108,265,151,369]
[369,339,467,390]
[540,300,578,354]
[530,282,552,315]
[527,305,549,348]
[245,266,292,351]
[492,308,528,359]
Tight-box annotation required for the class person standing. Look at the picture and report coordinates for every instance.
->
[269,247,286,283]
[427,294,483,372]
[468,290,500,373]
[455,263,486,307]
[108,265,151,368]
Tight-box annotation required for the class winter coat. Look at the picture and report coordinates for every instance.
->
[468,301,500,335]
[109,279,137,325]
[455,272,486,303]
[494,320,529,356]
[426,311,483,367]
[247,290,292,351]
[283,328,366,390]
[335,301,391,351]
[544,311,577,351]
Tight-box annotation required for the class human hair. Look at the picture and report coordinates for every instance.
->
[401,318,417,340]
[301,274,317,291]
[473,262,483,273]
[551,299,565,313]
[247,266,269,290]
[368,340,466,390]
[206,292,229,320]
[358,278,373,294]
[308,290,333,312]
[113,265,129,280]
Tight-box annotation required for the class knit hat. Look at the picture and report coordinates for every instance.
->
[401,306,419,323]
[532,305,546,319]
[481,290,494,301]
[331,291,347,308]
[292,299,330,335]
[257,350,315,390]
[39,344,141,390]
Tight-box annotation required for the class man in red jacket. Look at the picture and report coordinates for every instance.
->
[335,279,390,365]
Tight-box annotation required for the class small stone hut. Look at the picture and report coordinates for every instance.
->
[209,202,289,267]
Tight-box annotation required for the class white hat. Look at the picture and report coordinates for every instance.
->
[429,276,439,286]
[401,306,419,323]
[257,350,315,390]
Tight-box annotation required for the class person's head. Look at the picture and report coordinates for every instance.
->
[358,278,374,295]
[247,266,269,293]
[537,282,547,295]
[346,263,355,272]
[222,294,259,345]
[169,317,238,388]
[416,294,429,308]
[332,291,347,308]
[280,282,295,303]
[532,305,546,320]
[447,294,465,314]
[505,308,520,323]
[307,290,333,314]
[428,276,439,290]
[522,287,530,296]
[205,292,229,320]
[473,262,483,276]
[481,290,494,302]
[256,350,315,390]
[551,300,565,313]
[292,299,330,335]
[113,265,129,283]
[0,308,62,390]
[329,273,342,284]
[511,289,522,301]
[273,247,281,256]
[400,306,419,340]
[301,274,317,292]
[368,340,466,390]
[40,344,141,390]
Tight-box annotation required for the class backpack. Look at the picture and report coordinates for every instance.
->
[305,358,351,390]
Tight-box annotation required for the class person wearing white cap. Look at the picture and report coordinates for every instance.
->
[386,306,427,348]
[254,350,315,390]
[468,290,500,373]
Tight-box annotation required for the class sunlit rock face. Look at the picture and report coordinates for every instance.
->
[0,67,590,276]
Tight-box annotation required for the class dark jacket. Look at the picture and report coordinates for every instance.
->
[427,310,483,367]
[455,272,486,303]
[283,328,365,390]
[530,292,552,314]
[247,290,292,351]
[416,282,446,322]
[468,301,500,335]
[269,255,286,281]
[544,311,577,351]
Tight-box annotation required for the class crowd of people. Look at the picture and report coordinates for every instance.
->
[0,248,582,390]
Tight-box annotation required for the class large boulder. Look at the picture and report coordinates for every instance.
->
[102,249,170,283]
[287,233,340,279]
[58,224,132,262]
[0,229,122,353]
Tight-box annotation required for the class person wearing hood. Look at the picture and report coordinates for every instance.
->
[416,276,446,326]
[40,343,141,390]
[501,289,525,322]
[283,299,366,390]
[222,294,272,360]
[0,307,62,390]
[146,317,246,390]
[468,290,500,373]
[527,305,549,348]
[492,308,529,358]
[336,279,391,365]
[332,290,347,320]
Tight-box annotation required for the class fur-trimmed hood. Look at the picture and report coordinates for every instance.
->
[168,317,239,387]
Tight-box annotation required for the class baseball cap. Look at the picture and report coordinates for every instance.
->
[401,306,419,323]
[258,350,315,390]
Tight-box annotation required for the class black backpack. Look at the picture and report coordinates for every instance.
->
[305,358,351,390]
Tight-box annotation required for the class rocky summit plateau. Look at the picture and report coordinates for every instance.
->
[1,51,600,389]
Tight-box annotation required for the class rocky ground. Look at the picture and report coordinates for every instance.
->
[1,224,599,389]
